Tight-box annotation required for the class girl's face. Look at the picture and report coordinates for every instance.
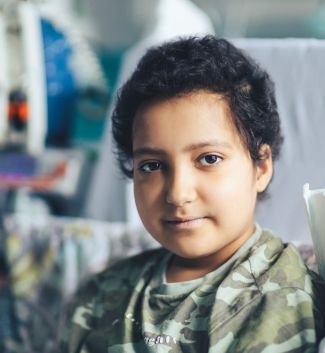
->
[132,90,272,269]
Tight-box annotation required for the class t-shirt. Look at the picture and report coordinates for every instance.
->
[61,227,325,353]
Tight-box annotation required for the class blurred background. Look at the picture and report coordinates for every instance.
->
[53,0,325,48]
[45,0,325,96]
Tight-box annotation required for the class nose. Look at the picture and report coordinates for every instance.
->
[165,166,197,206]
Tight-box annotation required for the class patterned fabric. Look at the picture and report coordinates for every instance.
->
[2,215,157,353]
[61,229,325,353]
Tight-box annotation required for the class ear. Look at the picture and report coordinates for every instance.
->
[255,144,273,193]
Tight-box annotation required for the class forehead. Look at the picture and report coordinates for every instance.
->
[132,91,243,149]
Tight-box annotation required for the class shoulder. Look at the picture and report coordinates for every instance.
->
[66,247,167,323]
[61,247,167,351]
[77,247,166,301]
[209,232,324,350]
[247,229,312,293]
[214,231,312,314]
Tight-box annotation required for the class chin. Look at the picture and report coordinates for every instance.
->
[172,246,213,260]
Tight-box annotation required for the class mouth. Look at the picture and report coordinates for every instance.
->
[163,217,207,230]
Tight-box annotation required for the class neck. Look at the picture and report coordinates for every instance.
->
[166,251,230,283]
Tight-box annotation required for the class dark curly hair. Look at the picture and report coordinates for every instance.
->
[112,35,283,184]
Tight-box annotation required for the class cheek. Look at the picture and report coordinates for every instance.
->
[134,181,162,236]
[200,171,256,206]
[201,182,235,209]
[134,187,150,228]
[134,176,163,212]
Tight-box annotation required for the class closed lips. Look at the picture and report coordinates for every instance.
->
[163,217,207,227]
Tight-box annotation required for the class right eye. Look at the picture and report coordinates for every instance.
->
[139,161,163,173]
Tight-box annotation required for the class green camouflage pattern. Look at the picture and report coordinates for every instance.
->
[61,230,325,353]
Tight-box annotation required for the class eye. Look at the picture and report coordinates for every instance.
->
[139,161,163,173]
[198,154,222,166]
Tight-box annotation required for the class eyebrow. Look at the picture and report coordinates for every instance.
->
[133,140,233,158]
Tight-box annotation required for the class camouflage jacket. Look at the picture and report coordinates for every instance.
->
[61,230,325,353]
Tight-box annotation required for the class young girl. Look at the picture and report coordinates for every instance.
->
[62,36,325,352]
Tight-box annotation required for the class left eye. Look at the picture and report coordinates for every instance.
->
[199,154,222,166]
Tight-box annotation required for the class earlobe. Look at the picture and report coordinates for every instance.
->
[256,144,273,193]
